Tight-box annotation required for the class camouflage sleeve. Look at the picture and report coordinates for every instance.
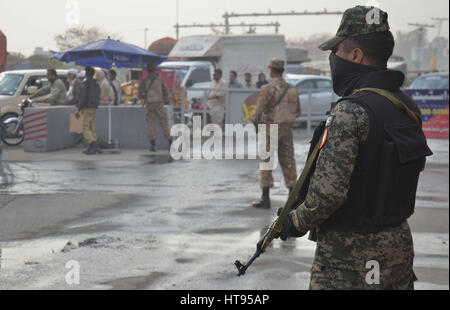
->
[293,100,370,232]
[250,85,275,125]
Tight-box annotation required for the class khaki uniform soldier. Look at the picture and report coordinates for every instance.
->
[76,66,101,155]
[251,58,301,209]
[277,6,433,290]
[139,63,172,152]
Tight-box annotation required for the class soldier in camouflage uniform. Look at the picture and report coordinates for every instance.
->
[139,63,172,152]
[277,6,432,290]
[251,59,301,209]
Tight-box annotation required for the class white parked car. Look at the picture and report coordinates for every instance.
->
[286,74,339,117]
[0,69,69,118]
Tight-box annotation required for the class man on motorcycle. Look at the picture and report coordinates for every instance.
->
[30,69,67,105]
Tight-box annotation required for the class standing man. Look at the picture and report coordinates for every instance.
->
[251,58,301,209]
[206,68,227,126]
[277,6,433,290]
[76,66,101,155]
[256,73,269,89]
[109,69,122,106]
[31,69,67,105]
[138,62,172,152]
[95,70,114,106]
[228,71,244,88]
[244,73,256,89]
[66,69,83,105]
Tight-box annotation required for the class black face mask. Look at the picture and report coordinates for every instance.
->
[329,53,382,96]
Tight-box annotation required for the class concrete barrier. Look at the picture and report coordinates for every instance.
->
[23,105,173,152]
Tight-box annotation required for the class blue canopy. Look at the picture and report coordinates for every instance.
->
[53,38,167,69]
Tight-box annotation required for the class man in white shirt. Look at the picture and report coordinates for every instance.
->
[206,69,227,126]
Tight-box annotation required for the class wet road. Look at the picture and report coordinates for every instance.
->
[0,132,448,290]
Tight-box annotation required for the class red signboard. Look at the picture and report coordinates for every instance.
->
[405,89,449,139]
[0,30,7,72]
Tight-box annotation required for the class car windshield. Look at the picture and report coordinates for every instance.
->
[410,74,449,89]
[286,79,300,85]
[0,73,24,96]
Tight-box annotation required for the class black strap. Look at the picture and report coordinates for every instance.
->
[274,85,290,107]
[145,74,157,98]
[352,88,422,126]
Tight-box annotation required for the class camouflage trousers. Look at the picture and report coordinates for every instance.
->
[259,124,297,189]
[81,108,97,144]
[146,101,171,141]
[309,262,416,290]
[308,222,417,290]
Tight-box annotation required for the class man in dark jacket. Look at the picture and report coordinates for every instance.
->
[76,66,101,155]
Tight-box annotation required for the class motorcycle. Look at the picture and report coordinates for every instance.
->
[1,97,33,146]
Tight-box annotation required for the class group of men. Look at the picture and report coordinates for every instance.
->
[206,70,269,125]
[30,68,122,108]
[28,5,432,290]
[29,67,124,155]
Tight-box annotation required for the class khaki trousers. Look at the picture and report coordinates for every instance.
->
[81,108,97,144]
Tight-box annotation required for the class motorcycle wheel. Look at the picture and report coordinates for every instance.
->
[2,119,25,146]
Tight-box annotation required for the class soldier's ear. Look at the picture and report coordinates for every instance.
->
[351,48,364,64]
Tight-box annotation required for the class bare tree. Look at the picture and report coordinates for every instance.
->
[286,33,334,61]
[54,26,121,51]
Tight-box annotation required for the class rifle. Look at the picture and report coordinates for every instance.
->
[235,121,327,276]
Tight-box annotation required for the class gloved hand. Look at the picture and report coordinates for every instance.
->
[277,208,307,241]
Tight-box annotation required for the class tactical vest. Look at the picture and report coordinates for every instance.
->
[272,84,301,125]
[318,90,433,233]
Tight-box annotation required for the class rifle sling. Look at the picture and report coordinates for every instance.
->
[353,88,422,126]
[274,85,290,107]
[272,130,325,234]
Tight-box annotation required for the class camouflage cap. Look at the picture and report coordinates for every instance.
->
[268,58,285,70]
[319,5,390,51]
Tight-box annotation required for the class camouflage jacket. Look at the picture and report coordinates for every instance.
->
[138,73,169,104]
[292,100,414,270]
[250,77,300,126]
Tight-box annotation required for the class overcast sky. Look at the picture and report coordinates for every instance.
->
[1,0,448,55]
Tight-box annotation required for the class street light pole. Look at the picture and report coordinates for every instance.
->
[144,27,148,49]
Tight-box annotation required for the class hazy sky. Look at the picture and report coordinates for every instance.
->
[1,0,448,55]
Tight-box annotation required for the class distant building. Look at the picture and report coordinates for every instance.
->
[33,47,52,57]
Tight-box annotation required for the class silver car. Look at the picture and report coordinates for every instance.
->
[286,74,339,118]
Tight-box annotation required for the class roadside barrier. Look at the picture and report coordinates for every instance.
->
[23,105,173,152]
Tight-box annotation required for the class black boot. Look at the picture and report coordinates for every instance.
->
[252,188,271,209]
[83,142,95,155]
[149,140,156,152]
[82,145,90,154]
[93,141,101,154]
[85,142,100,155]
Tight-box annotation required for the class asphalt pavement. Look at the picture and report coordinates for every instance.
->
[0,129,448,290]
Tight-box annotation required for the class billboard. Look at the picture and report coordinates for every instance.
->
[405,89,449,139]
